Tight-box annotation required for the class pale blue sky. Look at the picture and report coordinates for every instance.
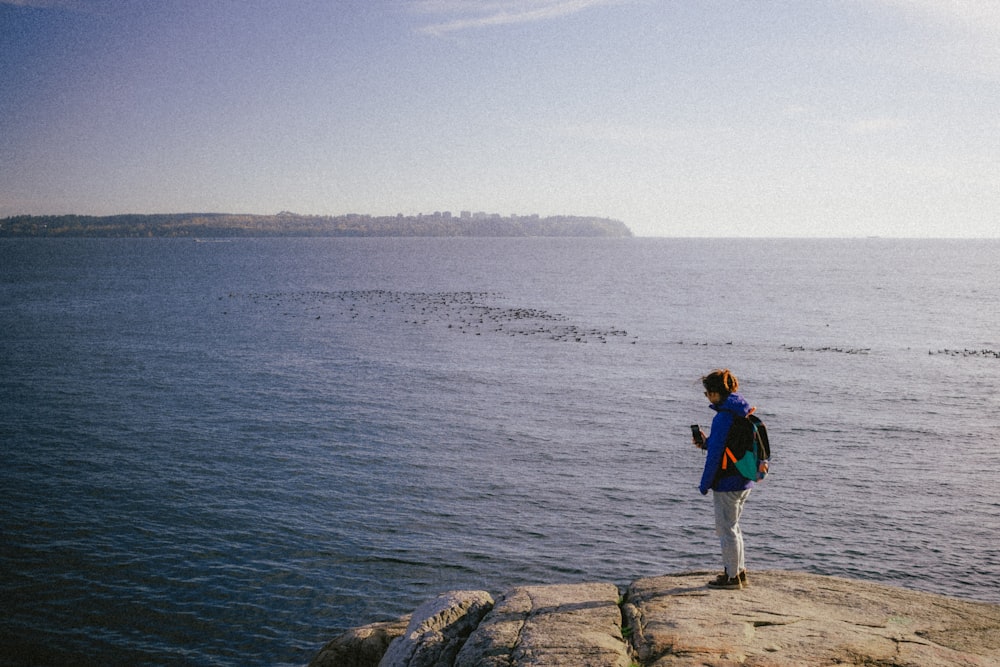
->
[2,0,998,236]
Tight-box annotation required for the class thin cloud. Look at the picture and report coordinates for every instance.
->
[411,0,623,36]
[554,119,736,145]
[1,0,84,7]
[846,116,911,135]
[781,106,912,136]
[1,0,116,12]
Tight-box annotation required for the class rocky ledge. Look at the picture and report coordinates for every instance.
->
[310,570,1000,667]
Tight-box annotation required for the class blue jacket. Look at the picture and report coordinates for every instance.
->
[699,392,755,495]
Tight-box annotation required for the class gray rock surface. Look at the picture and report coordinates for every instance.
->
[380,590,495,667]
[310,616,409,667]
[625,571,1000,666]
[310,571,1000,666]
[454,582,631,667]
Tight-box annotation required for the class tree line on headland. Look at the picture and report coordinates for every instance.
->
[0,212,633,238]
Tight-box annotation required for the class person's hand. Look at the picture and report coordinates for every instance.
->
[692,429,706,449]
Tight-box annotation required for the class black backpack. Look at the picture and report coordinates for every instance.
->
[721,413,771,481]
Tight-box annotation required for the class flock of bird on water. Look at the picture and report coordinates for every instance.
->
[226,289,636,344]
[224,289,1000,358]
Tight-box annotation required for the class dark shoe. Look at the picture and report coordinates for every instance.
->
[707,573,743,590]
[708,571,748,586]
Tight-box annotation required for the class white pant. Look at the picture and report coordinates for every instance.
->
[713,489,751,577]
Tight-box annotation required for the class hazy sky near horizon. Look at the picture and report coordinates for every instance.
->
[2,0,998,237]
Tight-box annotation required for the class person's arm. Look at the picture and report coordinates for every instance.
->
[698,412,733,494]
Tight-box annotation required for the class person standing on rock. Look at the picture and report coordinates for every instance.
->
[692,369,755,590]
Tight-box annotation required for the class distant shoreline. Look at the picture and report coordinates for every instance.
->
[0,212,633,238]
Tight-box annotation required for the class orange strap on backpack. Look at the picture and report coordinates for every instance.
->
[722,448,738,469]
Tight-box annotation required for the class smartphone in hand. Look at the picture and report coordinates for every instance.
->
[690,424,705,448]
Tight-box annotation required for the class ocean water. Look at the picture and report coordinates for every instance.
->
[2,237,998,666]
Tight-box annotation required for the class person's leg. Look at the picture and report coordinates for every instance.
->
[713,489,751,578]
